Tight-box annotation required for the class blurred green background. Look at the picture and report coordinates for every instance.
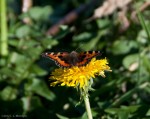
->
[0,0,150,119]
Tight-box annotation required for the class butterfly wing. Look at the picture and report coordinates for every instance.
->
[41,52,72,67]
[76,51,101,66]
[42,51,101,67]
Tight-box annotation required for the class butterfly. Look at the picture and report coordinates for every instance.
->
[41,51,101,68]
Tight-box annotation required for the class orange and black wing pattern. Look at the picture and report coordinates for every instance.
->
[76,51,101,66]
[41,52,72,67]
[42,51,101,68]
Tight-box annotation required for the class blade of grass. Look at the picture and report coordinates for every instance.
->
[136,6,150,84]
[0,0,8,56]
[137,10,150,43]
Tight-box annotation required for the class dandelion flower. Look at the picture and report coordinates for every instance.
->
[42,51,112,119]
[50,58,111,90]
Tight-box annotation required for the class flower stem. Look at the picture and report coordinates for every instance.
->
[84,94,93,119]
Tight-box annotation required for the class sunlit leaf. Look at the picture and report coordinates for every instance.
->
[73,32,92,41]
[96,19,111,28]
[123,54,139,71]
[0,86,17,100]
[28,6,53,21]
[111,38,138,55]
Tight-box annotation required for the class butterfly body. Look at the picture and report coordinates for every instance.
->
[42,51,101,68]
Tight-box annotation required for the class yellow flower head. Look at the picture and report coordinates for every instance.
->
[50,58,111,89]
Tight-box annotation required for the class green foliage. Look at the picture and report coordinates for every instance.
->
[0,0,150,118]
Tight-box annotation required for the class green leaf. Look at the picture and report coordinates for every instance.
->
[105,106,142,119]
[137,11,150,43]
[25,78,55,101]
[40,37,58,49]
[8,52,31,77]
[0,67,17,80]
[105,108,120,115]
[111,38,138,55]
[142,55,150,73]
[105,108,129,119]
[0,58,6,67]
[15,25,32,38]
[8,39,19,47]
[0,86,17,100]
[137,30,148,44]
[59,25,68,30]
[121,105,141,113]
[17,39,39,49]
[29,64,47,76]
[123,54,139,71]
[73,32,92,41]
[130,105,150,118]
[118,110,128,119]
[28,6,53,21]
[22,46,43,60]
[96,18,111,29]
